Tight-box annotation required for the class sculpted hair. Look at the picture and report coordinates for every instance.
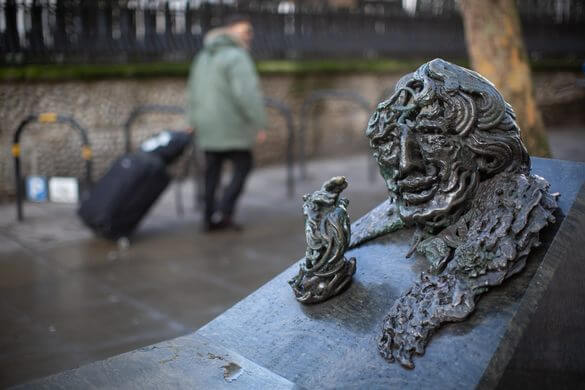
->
[395,59,531,178]
[463,103,530,178]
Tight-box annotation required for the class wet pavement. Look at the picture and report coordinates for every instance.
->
[1,127,583,388]
[0,154,388,387]
[548,126,585,163]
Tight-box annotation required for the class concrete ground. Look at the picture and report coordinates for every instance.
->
[548,126,585,163]
[0,127,583,387]
[0,154,388,387]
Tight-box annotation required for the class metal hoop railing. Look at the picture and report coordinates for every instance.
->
[12,113,93,221]
[263,96,295,198]
[298,89,375,181]
[123,98,296,215]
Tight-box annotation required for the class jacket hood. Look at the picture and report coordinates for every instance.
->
[203,28,244,52]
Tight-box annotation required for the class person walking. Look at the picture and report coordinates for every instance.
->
[187,15,266,232]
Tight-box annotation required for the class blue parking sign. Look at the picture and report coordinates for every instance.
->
[26,176,48,203]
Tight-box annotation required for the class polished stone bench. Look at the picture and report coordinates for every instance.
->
[18,158,585,389]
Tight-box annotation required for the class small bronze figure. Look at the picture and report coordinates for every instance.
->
[362,59,558,368]
[289,176,357,304]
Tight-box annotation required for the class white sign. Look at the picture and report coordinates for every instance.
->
[49,177,79,204]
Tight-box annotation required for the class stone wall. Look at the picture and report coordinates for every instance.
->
[1,71,584,201]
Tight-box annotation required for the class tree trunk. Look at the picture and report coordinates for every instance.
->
[459,0,550,157]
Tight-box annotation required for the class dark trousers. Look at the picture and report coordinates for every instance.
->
[204,150,253,224]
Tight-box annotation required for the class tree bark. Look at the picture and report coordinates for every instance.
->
[459,0,550,157]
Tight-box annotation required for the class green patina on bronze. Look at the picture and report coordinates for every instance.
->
[354,58,558,368]
[289,176,356,304]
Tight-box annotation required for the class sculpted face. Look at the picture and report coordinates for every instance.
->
[302,176,348,223]
[366,59,529,229]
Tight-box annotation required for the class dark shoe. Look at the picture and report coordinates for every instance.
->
[216,217,243,232]
[201,221,222,233]
[224,220,243,231]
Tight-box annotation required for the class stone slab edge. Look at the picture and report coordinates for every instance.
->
[478,183,585,389]
[12,333,301,390]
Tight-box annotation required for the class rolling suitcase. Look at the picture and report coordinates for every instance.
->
[78,152,171,240]
[140,130,193,164]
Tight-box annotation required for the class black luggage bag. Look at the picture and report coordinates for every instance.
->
[78,152,171,240]
[140,130,193,164]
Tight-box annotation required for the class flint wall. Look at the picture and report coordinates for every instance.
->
[0,71,584,201]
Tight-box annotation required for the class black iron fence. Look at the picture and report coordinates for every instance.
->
[1,0,584,65]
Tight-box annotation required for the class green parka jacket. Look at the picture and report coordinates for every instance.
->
[187,31,266,151]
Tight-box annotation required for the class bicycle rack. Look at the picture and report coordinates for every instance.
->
[298,89,375,181]
[123,98,296,217]
[12,113,93,221]
[123,104,196,216]
[263,96,295,198]
[123,104,186,154]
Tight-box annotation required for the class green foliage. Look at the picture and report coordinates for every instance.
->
[0,62,191,81]
[257,59,430,74]
[0,59,448,81]
[0,58,580,81]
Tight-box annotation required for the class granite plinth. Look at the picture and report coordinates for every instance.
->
[18,158,585,389]
[14,333,298,390]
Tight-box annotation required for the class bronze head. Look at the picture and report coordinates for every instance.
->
[366,59,530,230]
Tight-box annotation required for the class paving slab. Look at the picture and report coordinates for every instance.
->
[0,154,387,387]
[15,333,299,390]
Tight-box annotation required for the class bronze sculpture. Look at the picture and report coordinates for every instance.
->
[289,176,357,304]
[360,59,559,368]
